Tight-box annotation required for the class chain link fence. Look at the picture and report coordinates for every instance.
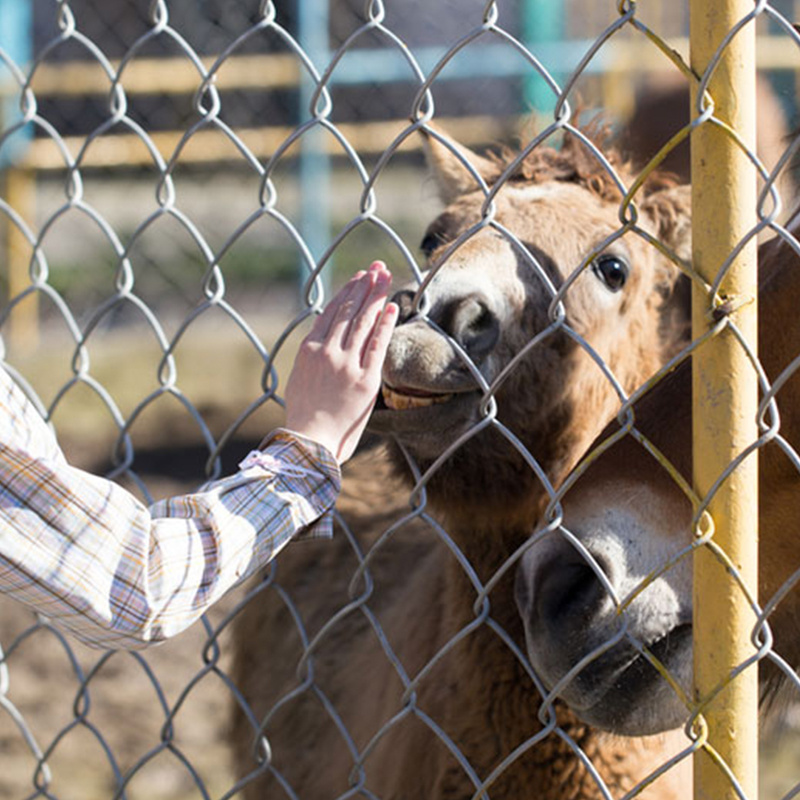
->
[1,1,799,798]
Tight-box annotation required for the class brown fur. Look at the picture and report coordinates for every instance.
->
[230,450,691,798]
[229,129,695,798]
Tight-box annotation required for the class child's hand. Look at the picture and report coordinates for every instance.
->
[284,261,398,464]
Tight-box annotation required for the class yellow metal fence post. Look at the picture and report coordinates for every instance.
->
[690,2,759,799]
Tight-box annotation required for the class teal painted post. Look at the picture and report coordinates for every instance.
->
[0,0,32,165]
[520,0,564,114]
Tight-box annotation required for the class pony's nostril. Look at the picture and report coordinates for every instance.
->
[391,288,431,324]
[536,560,605,625]
[391,289,417,323]
[450,296,499,357]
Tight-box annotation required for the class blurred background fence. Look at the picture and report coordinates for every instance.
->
[1,1,800,798]
[6,0,799,347]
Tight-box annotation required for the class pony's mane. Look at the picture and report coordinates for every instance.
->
[488,122,680,201]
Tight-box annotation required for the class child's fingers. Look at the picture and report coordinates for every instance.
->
[327,261,390,349]
[361,301,398,371]
[342,265,392,350]
[305,271,366,343]
[321,269,383,348]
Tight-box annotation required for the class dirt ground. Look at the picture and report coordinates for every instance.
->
[0,588,245,799]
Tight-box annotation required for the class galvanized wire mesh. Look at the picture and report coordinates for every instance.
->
[0,1,798,798]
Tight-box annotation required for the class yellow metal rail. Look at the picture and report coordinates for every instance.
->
[12,39,797,101]
[690,2,759,799]
[25,53,301,96]
[1,39,793,172]
[19,114,517,170]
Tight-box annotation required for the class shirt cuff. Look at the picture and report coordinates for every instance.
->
[254,428,341,540]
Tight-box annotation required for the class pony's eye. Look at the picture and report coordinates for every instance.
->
[592,255,629,292]
[420,231,446,256]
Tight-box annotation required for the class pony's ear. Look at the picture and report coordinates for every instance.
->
[420,126,501,204]
[639,184,692,265]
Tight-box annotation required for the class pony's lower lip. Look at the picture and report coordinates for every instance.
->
[589,624,693,705]
[642,623,693,667]
[381,383,454,410]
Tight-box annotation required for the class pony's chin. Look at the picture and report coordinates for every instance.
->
[368,391,480,456]
[576,688,689,737]
[560,625,693,736]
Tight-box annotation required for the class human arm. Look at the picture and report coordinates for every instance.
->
[0,264,396,649]
[0,375,340,650]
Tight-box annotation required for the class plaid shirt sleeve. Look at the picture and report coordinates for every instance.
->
[0,367,341,650]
